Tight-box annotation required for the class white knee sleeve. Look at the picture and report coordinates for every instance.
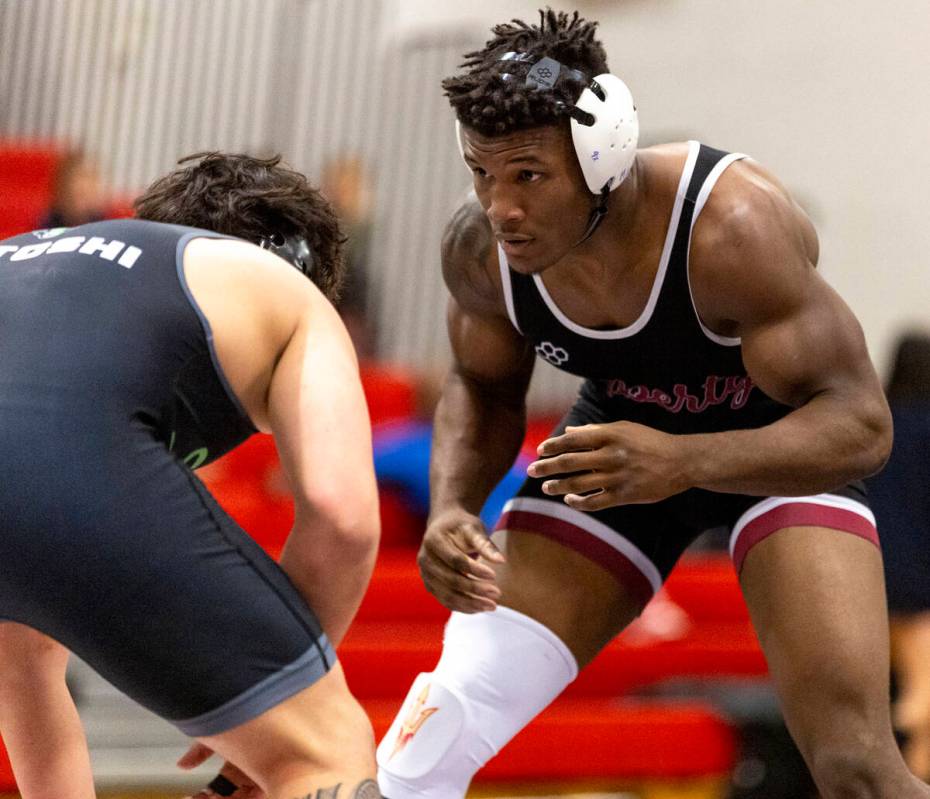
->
[376,606,578,799]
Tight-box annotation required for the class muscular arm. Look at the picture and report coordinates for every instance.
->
[266,291,379,645]
[416,200,534,612]
[531,163,891,509]
[430,200,535,519]
[682,165,892,495]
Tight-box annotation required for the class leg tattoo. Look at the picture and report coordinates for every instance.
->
[294,781,380,799]
[351,781,380,799]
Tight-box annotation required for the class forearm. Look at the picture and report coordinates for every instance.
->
[279,512,378,647]
[430,368,528,518]
[683,391,891,496]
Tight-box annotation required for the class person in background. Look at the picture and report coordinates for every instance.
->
[868,332,930,781]
[321,155,377,359]
[38,149,107,229]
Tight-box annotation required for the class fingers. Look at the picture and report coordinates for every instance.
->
[178,742,214,770]
[540,471,605,497]
[467,527,506,564]
[527,451,601,479]
[418,516,505,613]
[418,552,500,613]
[424,524,503,579]
[536,424,601,457]
[564,489,615,512]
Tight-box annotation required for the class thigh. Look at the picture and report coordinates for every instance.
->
[0,455,335,736]
[739,525,892,756]
[492,394,705,664]
[491,527,643,668]
[493,489,698,667]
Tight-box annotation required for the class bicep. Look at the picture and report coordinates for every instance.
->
[446,295,535,392]
[266,297,377,517]
[741,272,881,408]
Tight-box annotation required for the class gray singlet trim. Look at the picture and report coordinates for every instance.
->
[173,634,336,736]
[174,231,255,425]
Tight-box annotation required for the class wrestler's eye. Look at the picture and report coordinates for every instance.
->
[518,170,542,183]
[471,166,489,179]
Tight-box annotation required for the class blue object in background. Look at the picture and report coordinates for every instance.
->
[372,421,528,529]
[866,403,930,613]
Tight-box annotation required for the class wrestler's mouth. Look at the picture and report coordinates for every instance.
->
[498,236,534,257]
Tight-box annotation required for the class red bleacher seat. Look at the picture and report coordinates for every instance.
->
[340,616,766,701]
[360,361,418,427]
[343,551,756,783]
[198,434,293,558]
[0,140,61,239]
[0,735,15,791]
[366,698,736,781]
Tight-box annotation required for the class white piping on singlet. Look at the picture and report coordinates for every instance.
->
[685,149,748,346]
[498,243,523,334]
[497,141,702,340]
[728,493,876,559]
[499,496,663,595]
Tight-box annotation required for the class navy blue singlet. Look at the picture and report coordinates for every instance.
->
[0,219,333,736]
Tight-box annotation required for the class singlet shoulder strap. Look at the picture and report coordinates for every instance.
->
[670,142,748,346]
[497,243,523,334]
[687,145,748,215]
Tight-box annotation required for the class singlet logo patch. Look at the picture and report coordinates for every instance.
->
[535,341,569,366]
[32,227,70,239]
[0,236,142,268]
[605,375,755,413]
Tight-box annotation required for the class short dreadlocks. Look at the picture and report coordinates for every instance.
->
[442,9,609,137]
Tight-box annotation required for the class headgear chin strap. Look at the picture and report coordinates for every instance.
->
[258,232,320,284]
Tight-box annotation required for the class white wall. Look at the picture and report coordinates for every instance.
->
[389,0,930,376]
[5,0,926,380]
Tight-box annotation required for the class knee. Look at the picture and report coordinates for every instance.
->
[300,693,376,769]
[377,607,578,799]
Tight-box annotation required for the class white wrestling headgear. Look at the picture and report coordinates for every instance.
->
[456,52,639,196]
[570,73,638,194]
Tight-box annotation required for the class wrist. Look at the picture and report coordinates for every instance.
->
[679,433,712,491]
[427,503,477,527]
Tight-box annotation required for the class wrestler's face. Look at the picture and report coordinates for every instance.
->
[460,123,595,274]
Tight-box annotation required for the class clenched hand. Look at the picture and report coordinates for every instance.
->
[417,508,506,613]
[528,422,691,510]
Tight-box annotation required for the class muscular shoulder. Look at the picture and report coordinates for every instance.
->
[185,237,317,319]
[689,157,820,333]
[441,195,507,317]
[183,237,346,430]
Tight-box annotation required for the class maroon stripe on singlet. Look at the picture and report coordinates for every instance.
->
[496,509,655,607]
[732,503,879,573]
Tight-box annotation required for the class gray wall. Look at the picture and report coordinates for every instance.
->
[2,0,926,407]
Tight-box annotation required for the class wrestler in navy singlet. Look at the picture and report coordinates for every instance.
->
[495,142,874,602]
[0,219,334,736]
